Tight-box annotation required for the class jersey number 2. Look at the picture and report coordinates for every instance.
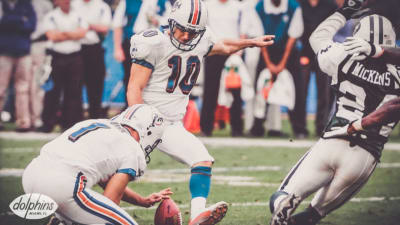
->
[166,55,200,95]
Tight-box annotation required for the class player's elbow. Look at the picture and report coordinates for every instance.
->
[126,84,144,106]
[104,192,122,205]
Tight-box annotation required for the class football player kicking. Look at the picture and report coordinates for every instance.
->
[23,104,172,225]
[126,0,274,224]
[268,0,400,224]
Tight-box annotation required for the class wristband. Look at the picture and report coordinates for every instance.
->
[372,45,384,58]
[352,119,363,131]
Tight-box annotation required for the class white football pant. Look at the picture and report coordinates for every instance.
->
[22,156,138,225]
[157,121,214,166]
[279,138,377,216]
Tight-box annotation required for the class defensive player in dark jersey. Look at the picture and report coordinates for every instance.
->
[268,0,400,225]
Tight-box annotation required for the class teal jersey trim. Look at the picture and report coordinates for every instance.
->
[132,59,154,71]
[116,168,137,180]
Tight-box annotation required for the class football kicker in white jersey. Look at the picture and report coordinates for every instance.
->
[22,104,172,225]
[268,1,400,225]
[127,0,275,224]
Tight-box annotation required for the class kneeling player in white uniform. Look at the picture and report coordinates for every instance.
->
[126,0,274,224]
[22,104,172,225]
[268,1,400,225]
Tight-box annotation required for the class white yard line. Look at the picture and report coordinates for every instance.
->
[2,162,400,178]
[1,132,400,150]
[122,196,400,211]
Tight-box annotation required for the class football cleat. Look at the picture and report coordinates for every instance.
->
[270,194,301,225]
[188,201,228,225]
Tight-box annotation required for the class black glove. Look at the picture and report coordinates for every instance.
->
[337,0,365,19]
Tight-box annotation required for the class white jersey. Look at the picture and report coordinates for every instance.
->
[39,119,147,188]
[130,27,215,121]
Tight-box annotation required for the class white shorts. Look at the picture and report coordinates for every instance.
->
[279,138,377,216]
[22,156,138,225]
[157,121,214,166]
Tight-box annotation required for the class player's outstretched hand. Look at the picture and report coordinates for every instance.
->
[343,37,383,60]
[250,35,275,48]
[142,188,173,208]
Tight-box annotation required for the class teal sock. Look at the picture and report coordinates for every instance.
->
[189,166,212,198]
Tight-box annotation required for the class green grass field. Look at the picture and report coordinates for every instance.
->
[1,121,400,225]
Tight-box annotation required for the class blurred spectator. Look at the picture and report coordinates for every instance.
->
[72,0,112,119]
[218,54,254,136]
[200,0,245,137]
[240,0,265,132]
[250,0,304,138]
[112,0,170,106]
[39,0,87,132]
[0,0,36,132]
[30,0,53,129]
[298,0,336,136]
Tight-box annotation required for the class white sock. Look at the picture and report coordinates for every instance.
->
[190,197,207,219]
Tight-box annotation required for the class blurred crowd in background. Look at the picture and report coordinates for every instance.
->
[0,0,398,138]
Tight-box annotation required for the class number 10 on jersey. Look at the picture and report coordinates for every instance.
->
[166,55,200,95]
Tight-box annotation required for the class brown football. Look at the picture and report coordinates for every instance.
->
[154,198,182,225]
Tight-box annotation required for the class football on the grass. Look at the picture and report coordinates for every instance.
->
[154,198,182,225]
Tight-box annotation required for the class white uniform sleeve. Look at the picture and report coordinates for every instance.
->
[310,12,350,84]
[99,2,112,27]
[130,30,162,70]
[78,13,89,30]
[316,42,349,84]
[310,12,347,54]
[240,7,264,37]
[42,12,56,32]
[203,27,217,56]
[117,154,145,180]
[112,0,126,29]
[116,139,146,180]
[288,8,304,39]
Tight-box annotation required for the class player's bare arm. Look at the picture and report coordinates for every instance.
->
[208,35,275,56]
[379,47,400,65]
[89,24,109,34]
[63,27,87,40]
[46,27,87,42]
[45,30,69,42]
[127,63,152,106]
[348,97,400,134]
[113,27,125,62]
[121,187,173,208]
[102,173,130,205]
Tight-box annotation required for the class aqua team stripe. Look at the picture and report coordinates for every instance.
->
[116,168,137,180]
[73,172,137,225]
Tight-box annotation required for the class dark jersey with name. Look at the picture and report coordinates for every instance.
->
[316,42,400,159]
